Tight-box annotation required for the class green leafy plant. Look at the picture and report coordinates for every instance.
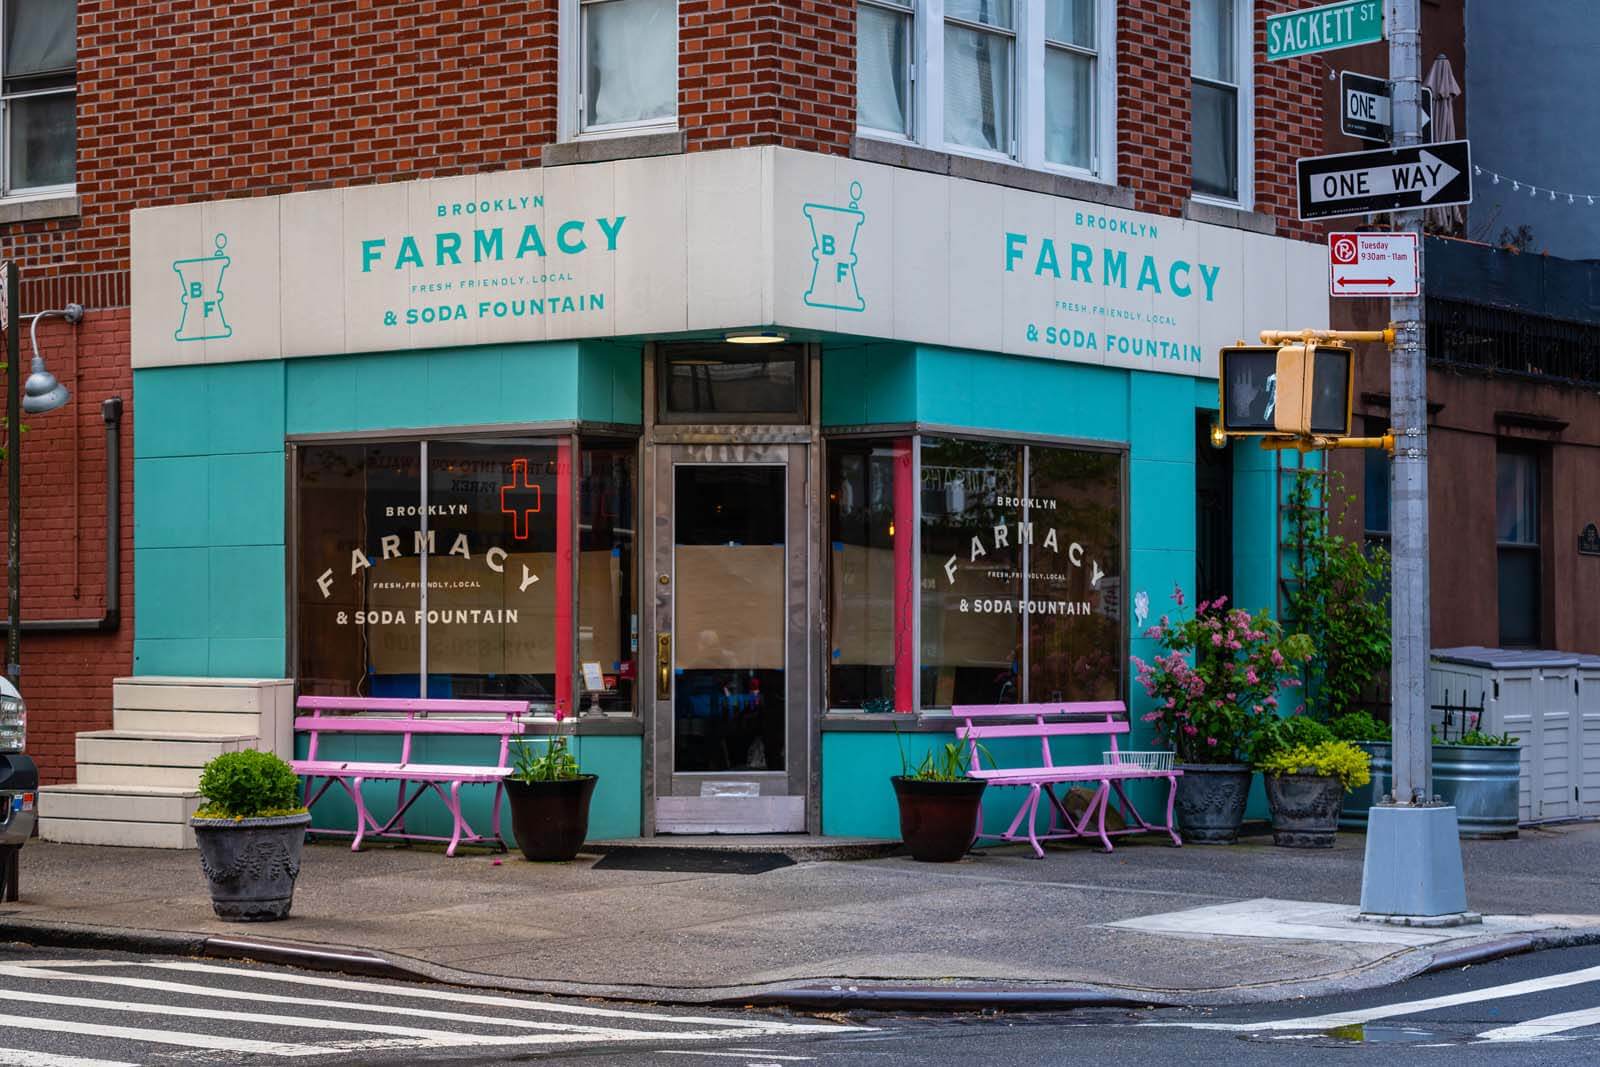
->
[1283,471,1391,721]
[511,735,582,782]
[1431,724,1516,747]
[1132,587,1314,764]
[1329,711,1392,743]
[893,723,988,782]
[195,750,306,820]
[1256,739,1372,792]
[1249,714,1334,764]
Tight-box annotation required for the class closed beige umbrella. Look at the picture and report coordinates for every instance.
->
[1425,54,1464,230]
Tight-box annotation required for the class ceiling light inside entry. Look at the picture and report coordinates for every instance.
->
[724,329,789,345]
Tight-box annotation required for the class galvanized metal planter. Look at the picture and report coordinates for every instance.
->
[1433,743,1522,839]
[1264,772,1344,848]
[1339,741,1392,830]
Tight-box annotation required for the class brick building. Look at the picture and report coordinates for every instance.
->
[5,0,1341,843]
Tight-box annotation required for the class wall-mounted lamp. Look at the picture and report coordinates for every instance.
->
[1209,423,1229,450]
[22,303,82,415]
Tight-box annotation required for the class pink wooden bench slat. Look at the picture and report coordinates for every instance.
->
[958,720,1131,740]
[952,701,1127,719]
[298,696,530,715]
[292,716,524,736]
[955,700,1183,859]
[293,695,531,856]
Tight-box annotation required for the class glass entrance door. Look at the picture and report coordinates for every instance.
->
[652,444,808,833]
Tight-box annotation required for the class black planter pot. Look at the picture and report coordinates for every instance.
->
[190,812,311,922]
[891,776,986,862]
[505,775,598,861]
[1264,773,1344,848]
[1174,763,1252,844]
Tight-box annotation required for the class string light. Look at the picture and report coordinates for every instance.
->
[1475,165,1600,207]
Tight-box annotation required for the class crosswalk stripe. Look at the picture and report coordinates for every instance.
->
[137,960,867,1034]
[0,987,522,1046]
[0,1012,342,1057]
[1477,1005,1600,1042]
[0,964,637,1038]
[0,1051,138,1067]
[1146,964,1600,1033]
[659,1052,815,1060]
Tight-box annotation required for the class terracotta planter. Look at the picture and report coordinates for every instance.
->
[1174,763,1252,844]
[891,776,986,862]
[505,775,598,862]
[190,812,311,922]
[1264,772,1344,848]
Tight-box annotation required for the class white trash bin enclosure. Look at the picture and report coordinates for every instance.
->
[1430,647,1600,825]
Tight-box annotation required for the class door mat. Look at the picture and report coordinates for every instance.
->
[590,848,796,874]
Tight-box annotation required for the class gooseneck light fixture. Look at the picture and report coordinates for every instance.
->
[22,303,81,415]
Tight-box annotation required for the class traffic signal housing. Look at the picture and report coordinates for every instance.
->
[1219,343,1354,438]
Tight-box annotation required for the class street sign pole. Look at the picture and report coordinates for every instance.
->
[1356,0,1474,923]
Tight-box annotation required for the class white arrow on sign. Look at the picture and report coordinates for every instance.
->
[1343,89,1430,132]
[1309,149,1460,204]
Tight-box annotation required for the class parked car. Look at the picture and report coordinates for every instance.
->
[0,677,37,861]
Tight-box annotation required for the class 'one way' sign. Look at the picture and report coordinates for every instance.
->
[1296,140,1472,221]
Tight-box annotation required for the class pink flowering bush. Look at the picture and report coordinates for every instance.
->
[1131,587,1314,765]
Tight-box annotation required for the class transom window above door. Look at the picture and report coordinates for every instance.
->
[856,0,1115,181]
[657,344,808,424]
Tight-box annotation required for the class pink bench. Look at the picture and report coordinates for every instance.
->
[955,701,1183,858]
[294,696,529,857]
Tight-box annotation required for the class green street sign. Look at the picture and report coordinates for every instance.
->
[1267,0,1383,62]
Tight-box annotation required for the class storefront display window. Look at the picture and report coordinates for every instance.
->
[920,437,1025,707]
[579,441,638,713]
[914,435,1123,710]
[294,433,638,715]
[827,439,907,710]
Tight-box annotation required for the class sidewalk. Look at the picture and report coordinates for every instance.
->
[7,822,1600,1008]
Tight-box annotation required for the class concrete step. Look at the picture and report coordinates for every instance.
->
[40,816,196,849]
[113,708,264,735]
[39,785,202,825]
[75,763,207,789]
[76,732,256,768]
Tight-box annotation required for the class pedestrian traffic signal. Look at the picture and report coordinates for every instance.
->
[1219,343,1354,438]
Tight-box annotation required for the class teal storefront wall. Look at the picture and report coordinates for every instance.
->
[132,340,645,838]
[817,343,1282,837]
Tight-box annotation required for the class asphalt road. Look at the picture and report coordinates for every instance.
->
[4,944,1600,1065]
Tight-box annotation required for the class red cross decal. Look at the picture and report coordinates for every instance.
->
[500,458,543,540]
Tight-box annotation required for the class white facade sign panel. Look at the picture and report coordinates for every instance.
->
[131,147,1326,378]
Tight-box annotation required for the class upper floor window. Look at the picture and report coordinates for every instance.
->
[1044,0,1097,171]
[1191,0,1247,203]
[859,0,914,138]
[944,0,1015,157]
[2,0,75,194]
[578,0,676,134]
[856,0,1114,181]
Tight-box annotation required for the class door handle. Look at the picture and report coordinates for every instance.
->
[657,633,672,699]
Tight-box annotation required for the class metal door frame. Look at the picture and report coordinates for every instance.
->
[640,344,821,835]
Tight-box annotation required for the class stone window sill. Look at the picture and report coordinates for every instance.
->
[1182,197,1278,235]
[543,131,685,167]
[852,136,1135,210]
[0,193,79,225]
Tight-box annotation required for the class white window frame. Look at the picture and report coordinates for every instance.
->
[1190,0,1253,209]
[856,0,918,143]
[0,0,76,201]
[855,1,1117,185]
[941,0,1020,162]
[558,0,679,142]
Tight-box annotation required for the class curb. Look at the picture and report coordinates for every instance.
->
[5,917,1599,1014]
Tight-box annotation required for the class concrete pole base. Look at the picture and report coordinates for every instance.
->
[1358,803,1476,921]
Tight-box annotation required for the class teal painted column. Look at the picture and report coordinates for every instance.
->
[1231,437,1278,617]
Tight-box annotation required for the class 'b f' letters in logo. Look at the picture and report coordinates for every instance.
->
[802,182,866,313]
[174,233,233,342]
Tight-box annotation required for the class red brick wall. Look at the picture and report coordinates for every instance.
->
[0,311,133,785]
[1118,0,1326,241]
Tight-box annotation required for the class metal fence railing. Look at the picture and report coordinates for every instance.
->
[1427,299,1600,387]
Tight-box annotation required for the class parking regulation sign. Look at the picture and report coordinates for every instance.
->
[1329,231,1419,297]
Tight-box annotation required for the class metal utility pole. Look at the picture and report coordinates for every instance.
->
[1387,0,1428,805]
[1357,0,1472,922]
[5,262,17,684]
